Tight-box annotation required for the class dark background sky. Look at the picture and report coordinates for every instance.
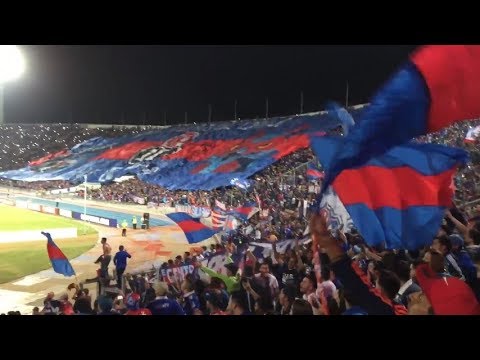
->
[4,45,418,125]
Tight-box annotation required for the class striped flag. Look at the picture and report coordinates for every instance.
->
[166,212,218,244]
[215,199,226,211]
[211,208,227,230]
[307,163,325,181]
[229,202,259,221]
[43,232,75,277]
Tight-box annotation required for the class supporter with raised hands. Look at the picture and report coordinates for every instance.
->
[309,212,406,315]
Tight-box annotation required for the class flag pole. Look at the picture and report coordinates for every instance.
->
[83,174,87,235]
[345,81,349,108]
[300,91,304,114]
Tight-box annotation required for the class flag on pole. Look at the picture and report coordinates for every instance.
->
[228,202,259,221]
[43,232,76,277]
[306,163,325,181]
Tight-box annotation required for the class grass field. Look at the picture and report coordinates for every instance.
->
[0,206,97,234]
[0,206,98,283]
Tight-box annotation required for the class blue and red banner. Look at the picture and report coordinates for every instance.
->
[321,45,480,190]
[166,212,217,244]
[43,232,76,277]
[306,163,324,181]
[0,114,341,190]
[311,136,468,249]
[228,202,259,221]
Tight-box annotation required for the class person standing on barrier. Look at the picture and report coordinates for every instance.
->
[99,237,112,278]
[132,216,137,230]
[121,219,128,237]
[114,245,131,289]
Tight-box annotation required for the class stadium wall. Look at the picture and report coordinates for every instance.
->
[15,199,118,228]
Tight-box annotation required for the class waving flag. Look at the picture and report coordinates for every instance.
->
[311,136,468,249]
[211,209,227,230]
[166,212,217,244]
[229,202,259,221]
[322,45,480,190]
[307,163,324,181]
[318,186,354,233]
[465,126,480,143]
[43,232,75,277]
[215,200,226,211]
[224,215,239,231]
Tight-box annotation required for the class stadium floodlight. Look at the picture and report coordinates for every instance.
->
[83,174,87,235]
[0,45,26,124]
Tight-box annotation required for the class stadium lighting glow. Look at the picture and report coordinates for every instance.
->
[0,45,25,84]
[0,45,25,125]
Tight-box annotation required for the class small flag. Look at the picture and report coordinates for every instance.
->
[166,212,218,244]
[230,178,252,191]
[228,202,259,221]
[211,209,227,230]
[306,163,325,181]
[43,232,75,277]
[215,199,226,211]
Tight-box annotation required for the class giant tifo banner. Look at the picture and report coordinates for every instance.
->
[0,113,341,190]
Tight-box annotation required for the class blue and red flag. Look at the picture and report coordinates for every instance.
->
[228,202,259,221]
[306,163,324,181]
[322,45,480,190]
[311,136,468,249]
[43,232,76,277]
[166,212,217,244]
[211,207,227,231]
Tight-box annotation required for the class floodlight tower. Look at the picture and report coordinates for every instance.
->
[0,45,26,124]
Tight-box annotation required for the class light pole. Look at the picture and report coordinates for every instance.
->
[83,174,87,234]
[0,46,26,125]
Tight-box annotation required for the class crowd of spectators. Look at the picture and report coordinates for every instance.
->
[2,118,480,315]
[14,201,480,315]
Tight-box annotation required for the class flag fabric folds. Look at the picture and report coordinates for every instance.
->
[211,208,227,231]
[326,102,355,136]
[311,136,468,249]
[0,113,343,190]
[322,45,480,190]
[43,232,76,277]
[166,212,218,244]
[228,202,259,221]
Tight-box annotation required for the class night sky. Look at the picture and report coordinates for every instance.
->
[5,45,418,125]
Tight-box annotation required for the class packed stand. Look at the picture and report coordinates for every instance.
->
[21,202,480,315]
[0,124,156,172]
